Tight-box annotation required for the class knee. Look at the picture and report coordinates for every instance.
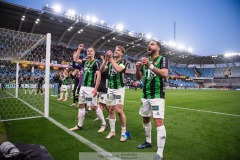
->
[143,117,151,124]
[91,106,97,111]
[154,118,164,127]
[116,105,124,114]
[109,107,115,114]
[78,104,85,108]
[116,109,123,115]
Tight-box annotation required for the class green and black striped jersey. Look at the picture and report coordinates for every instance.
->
[62,77,69,85]
[107,59,126,89]
[82,59,100,87]
[141,56,168,99]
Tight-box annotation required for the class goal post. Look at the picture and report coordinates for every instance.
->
[0,28,51,121]
[44,33,51,118]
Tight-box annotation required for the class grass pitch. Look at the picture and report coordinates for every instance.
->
[1,89,240,160]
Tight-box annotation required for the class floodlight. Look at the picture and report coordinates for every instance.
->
[188,48,193,52]
[52,4,62,13]
[67,9,76,16]
[100,20,105,24]
[146,34,152,40]
[86,15,91,21]
[129,32,133,36]
[224,52,240,57]
[168,41,176,47]
[116,24,124,32]
[177,44,184,50]
[91,16,98,23]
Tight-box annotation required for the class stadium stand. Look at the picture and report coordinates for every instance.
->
[0,1,239,90]
[197,68,214,77]
[229,66,240,78]
[169,66,195,77]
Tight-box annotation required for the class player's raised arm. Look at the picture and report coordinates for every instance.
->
[73,44,84,64]
[135,61,143,80]
[141,57,168,78]
[99,54,109,73]
[108,50,124,73]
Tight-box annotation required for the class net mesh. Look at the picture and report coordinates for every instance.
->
[0,28,47,121]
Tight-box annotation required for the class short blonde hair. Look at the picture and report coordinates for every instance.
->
[116,46,125,54]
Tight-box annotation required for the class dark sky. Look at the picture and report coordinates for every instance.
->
[6,0,240,56]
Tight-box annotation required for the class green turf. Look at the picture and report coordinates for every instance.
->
[1,89,240,160]
[4,118,94,160]
[0,121,7,142]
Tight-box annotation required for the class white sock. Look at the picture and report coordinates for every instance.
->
[156,125,166,158]
[95,108,106,126]
[109,119,116,132]
[77,108,85,127]
[65,92,68,99]
[121,126,126,133]
[60,92,63,99]
[144,122,152,144]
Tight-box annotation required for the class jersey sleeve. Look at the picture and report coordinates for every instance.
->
[94,60,100,71]
[160,56,168,69]
[82,60,86,66]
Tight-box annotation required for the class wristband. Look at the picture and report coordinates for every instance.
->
[149,64,154,70]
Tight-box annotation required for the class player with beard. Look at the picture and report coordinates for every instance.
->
[69,44,107,133]
[135,40,168,160]
[100,46,127,142]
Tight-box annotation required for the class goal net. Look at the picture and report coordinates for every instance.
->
[0,28,51,121]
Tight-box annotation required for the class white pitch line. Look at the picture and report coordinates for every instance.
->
[0,116,43,122]
[47,117,119,160]
[4,92,119,160]
[167,106,240,117]
[125,100,240,117]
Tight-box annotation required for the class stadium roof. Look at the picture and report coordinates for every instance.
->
[1,1,240,67]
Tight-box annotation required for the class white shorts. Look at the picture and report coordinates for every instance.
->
[98,92,107,104]
[24,84,29,88]
[139,98,165,119]
[61,85,68,92]
[78,86,98,106]
[30,84,36,89]
[106,88,125,106]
